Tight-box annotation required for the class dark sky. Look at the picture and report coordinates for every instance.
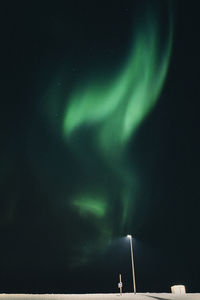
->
[1,0,200,294]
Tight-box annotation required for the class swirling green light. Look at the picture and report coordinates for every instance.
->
[63,18,172,158]
[72,195,107,218]
[62,12,172,239]
[44,7,173,266]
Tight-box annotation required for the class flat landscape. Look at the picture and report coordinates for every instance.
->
[0,294,199,300]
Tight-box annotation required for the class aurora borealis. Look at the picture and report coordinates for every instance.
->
[1,0,200,294]
[63,8,172,240]
[60,7,173,256]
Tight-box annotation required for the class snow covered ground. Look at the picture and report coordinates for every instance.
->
[0,293,199,300]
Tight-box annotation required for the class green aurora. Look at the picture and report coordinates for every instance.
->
[73,195,107,218]
[45,8,173,265]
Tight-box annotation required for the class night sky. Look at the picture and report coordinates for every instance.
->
[1,0,200,294]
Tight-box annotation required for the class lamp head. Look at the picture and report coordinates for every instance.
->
[127,234,132,239]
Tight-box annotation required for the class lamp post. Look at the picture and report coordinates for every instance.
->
[127,234,136,294]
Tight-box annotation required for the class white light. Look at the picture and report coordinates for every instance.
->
[127,234,132,238]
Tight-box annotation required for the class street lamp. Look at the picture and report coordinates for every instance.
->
[127,234,136,294]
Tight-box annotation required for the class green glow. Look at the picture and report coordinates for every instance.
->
[69,193,111,267]
[62,12,172,235]
[72,195,107,218]
[63,19,172,158]
[44,7,173,266]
